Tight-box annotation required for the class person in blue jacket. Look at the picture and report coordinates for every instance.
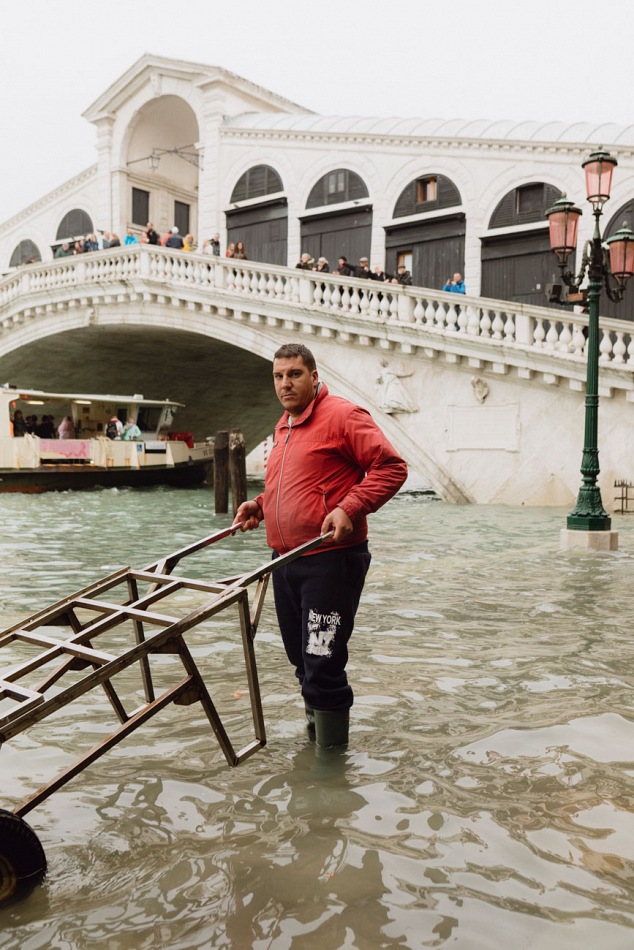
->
[443,272,466,293]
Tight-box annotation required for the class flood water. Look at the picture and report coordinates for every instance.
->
[1,485,634,949]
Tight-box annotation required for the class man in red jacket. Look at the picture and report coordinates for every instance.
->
[234,343,408,747]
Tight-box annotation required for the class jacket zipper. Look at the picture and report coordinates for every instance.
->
[274,418,292,549]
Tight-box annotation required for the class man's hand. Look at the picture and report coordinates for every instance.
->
[320,506,353,543]
[233,500,263,532]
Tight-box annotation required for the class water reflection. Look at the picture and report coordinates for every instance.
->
[1,489,634,948]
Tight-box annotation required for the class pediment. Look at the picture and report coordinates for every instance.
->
[82,53,311,124]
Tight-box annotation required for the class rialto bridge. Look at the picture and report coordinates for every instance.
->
[1,244,634,508]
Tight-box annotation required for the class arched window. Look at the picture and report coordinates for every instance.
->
[306,169,369,209]
[393,174,461,218]
[230,166,283,204]
[489,183,561,229]
[56,209,94,241]
[10,240,41,268]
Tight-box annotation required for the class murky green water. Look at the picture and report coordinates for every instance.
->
[1,486,634,949]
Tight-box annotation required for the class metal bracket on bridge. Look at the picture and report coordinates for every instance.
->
[0,526,329,820]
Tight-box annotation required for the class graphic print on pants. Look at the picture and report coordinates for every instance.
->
[307,608,341,657]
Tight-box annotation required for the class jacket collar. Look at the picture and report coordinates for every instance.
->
[275,381,329,430]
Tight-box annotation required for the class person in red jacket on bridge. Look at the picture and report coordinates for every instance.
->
[234,343,407,748]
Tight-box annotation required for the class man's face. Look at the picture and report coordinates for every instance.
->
[453,273,462,283]
[338,258,345,268]
[273,356,318,419]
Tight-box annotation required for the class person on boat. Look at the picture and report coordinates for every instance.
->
[11,409,27,436]
[233,343,407,749]
[57,416,76,439]
[36,415,56,439]
[105,416,123,440]
[122,418,142,441]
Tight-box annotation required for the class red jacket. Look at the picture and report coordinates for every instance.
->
[255,384,408,555]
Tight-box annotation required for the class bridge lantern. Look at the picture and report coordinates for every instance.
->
[545,195,582,267]
[582,148,617,210]
[606,221,634,289]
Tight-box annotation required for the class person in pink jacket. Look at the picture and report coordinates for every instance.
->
[234,343,407,747]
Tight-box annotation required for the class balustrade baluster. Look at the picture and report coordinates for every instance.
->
[424,300,436,327]
[434,302,447,331]
[379,292,391,321]
[349,287,360,315]
[503,312,515,343]
[612,331,626,364]
[533,317,545,348]
[491,310,504,340]
[599,329,613,362]
[313,282,323,307]
[413,297,424,324]
[545,321,559,351]
[479,308,491,338]
[558,322,573,353]
[388,293,399,322]
[359,289,370,319]
[572,323,586,356]
[369,291,380,319]
[467,305,480,336]
[322,284,332,310]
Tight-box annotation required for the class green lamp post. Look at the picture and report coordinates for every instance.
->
[546,150,634,533]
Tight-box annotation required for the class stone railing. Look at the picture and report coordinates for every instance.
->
[3,245,634,372]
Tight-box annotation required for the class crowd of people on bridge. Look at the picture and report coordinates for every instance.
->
[50,224,467,295]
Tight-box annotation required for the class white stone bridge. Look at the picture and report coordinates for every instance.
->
[1,245,633,508]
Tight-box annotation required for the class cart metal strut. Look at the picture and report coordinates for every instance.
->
[0,526,329,902]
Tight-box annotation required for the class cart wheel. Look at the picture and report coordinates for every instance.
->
[0,810,47,903]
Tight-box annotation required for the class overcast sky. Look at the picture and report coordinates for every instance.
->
[1,0,633,222]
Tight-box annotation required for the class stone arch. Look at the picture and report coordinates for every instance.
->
[122,95,201,237]
[56,209,94,242]
[481,181,563,307]
[9,239,42,268]
[305,168,369,209]
[225,163,288,266]
[230,165,284,203]
[384,172,465,288]
[300,167,373,266]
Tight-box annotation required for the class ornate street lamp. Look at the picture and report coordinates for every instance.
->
[546,149,634,536]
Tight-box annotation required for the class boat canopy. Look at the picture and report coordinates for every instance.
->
[0,385,185,440]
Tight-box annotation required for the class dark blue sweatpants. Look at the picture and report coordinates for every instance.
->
[272,543,371,711]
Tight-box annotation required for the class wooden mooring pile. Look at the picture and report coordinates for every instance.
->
[213,429,248,515]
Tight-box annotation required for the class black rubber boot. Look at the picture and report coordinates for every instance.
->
[304,702,316,738]
[314,708,349,748]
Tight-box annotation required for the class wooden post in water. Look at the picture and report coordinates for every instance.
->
[229,428,247,517]
[214,430,229,514]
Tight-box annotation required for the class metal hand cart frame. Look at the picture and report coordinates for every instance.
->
[0,526,327,901]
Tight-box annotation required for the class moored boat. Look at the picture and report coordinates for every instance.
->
[0,385,213,492]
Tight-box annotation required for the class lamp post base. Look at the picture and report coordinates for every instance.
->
[560,528,619,552]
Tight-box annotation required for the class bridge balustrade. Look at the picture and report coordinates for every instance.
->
[3,245,634,375]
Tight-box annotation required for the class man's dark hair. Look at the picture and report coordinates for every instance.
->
[274,343,316,371]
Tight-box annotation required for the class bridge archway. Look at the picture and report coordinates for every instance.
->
[300,169,372,265]
[124,95,200,237]
[10,240,42,268]
[386,173,464,288]
[226,164,288,265]
[0,324,279,449]
[481,182,563,306]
